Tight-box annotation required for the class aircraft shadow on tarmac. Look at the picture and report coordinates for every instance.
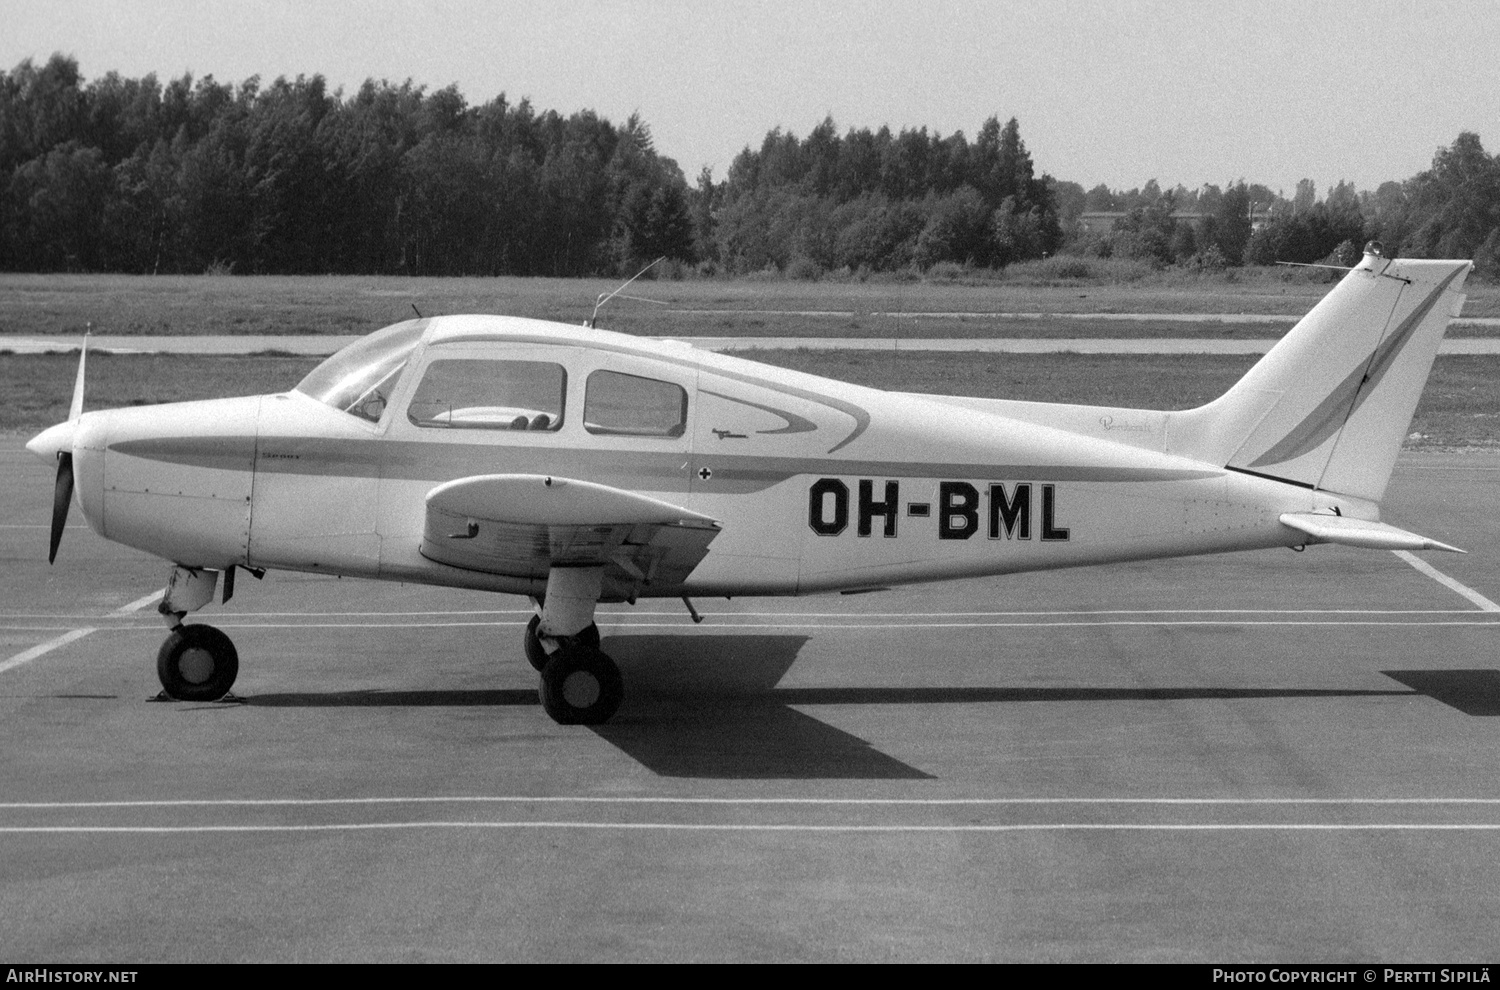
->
[236,626,1500,778]
[242,633,932,779]
[238,629,1499,778]
[1382,669,1500,716]
[592,634,932,779]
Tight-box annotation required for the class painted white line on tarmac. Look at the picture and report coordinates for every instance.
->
[6,602,1498,649]
[1397,464,1500,472]
[181,619,1500,630]
[112,590,164,615]
[7,618,1500,634]
[1393,551,1500,611]
[0,589,162,674]
[0,607,1490,620]
[6,821,1500,835]
[6,796,1500,810]
[0,627,96,675]
[133,607,1500,618]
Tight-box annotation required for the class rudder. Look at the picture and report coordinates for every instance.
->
[1171,249,1470,504]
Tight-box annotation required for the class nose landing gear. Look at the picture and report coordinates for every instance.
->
[157,624,239,701]
[151,564,240,702]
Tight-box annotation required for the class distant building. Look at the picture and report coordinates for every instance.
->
[1077,212,1128,236]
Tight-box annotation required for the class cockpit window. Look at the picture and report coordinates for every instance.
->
[407,359,566,431]
[295,319,427,422]
[584,370,687,437]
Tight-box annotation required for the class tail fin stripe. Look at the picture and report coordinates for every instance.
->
[1245,266,1463,469]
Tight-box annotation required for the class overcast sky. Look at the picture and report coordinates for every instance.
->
[5,0,1497,198]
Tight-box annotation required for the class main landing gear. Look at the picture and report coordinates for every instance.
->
[153,565,239,702]
[142,563,627,721]
[527,566,623,725]
[538,643,623,726]
[523,614,599,671]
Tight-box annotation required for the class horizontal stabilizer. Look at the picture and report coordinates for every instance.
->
[1279,512,1464,553]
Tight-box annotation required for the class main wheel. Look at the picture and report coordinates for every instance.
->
[538,644,623,725]
[156,624,239,701]
[523,614,600,672]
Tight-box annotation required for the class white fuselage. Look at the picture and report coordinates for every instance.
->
[61,316,1348,602]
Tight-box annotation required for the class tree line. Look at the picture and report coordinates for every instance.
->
[0,55,694,276]
[1053,135,1500,275]
[3,54,1499,277]
[701,114,1063,275]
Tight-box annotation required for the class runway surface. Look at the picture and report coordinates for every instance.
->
[6,333,1500,356]
[2,438,1500,961]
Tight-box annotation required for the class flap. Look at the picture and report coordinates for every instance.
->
[420,474,721,592]
[425,473,718,528]
[1279,512,1464,553]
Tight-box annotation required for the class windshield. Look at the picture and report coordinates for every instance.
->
[294,319,427,422]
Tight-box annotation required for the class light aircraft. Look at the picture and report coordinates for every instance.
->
[25,246,1473,724]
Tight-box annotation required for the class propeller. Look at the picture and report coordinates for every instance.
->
[48,452,73,564]
[38,334,87,563]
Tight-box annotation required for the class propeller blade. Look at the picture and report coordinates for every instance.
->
[48,451,73,564]
[69,333,88,422]
[45,334,87,563]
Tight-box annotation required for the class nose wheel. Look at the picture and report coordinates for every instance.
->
[156,624,239,701]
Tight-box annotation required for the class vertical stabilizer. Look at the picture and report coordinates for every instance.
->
[1170,250,1470,503]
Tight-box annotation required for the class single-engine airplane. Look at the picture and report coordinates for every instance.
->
[25,246,1473,724]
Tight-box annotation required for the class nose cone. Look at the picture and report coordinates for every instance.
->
[26,420,76,466]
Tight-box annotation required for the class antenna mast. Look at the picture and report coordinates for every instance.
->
[587,256,666,328]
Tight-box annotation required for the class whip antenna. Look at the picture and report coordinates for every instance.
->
[588,256,666,328]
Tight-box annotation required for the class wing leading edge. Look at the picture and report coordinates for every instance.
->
[419,474,721,595]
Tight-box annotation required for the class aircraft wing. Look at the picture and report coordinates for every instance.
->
[1279,512,1464,553]
[419,474,722,591]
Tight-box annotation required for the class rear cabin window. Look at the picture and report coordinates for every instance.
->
[406,359,566,431]
[584,370,687,437]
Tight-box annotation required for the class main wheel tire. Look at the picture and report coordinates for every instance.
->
[156,624,239,701]
[538,644,623,725]
[523,614,600,672]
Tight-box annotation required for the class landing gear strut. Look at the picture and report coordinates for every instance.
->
[523,614,599,671]
[152,564,239,701]
[526,565,622,725]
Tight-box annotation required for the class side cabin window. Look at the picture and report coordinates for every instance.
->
[406,359,566,431]
[584,370,687,438]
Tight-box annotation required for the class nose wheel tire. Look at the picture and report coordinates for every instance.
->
[538,644,623,725]
[523,614,600,672]
[157,624,239,701]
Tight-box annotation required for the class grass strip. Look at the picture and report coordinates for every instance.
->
[4,272,1496,339]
